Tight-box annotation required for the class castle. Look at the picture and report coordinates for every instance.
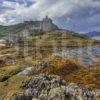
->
[25,16,59,34]
[0,16,59,42]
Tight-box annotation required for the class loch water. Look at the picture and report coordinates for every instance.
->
[53,45,100,66]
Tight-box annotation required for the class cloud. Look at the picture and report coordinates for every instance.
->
[0,15,6,24]
[0,0,100,32]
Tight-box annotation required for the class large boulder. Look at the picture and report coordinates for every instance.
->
[12,74,100,100]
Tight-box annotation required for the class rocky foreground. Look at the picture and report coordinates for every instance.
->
[12,74,100,100]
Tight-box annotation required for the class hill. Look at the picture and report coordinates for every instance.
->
[86,31,100,37]
[0,16,58,40]
[0,16,89,42]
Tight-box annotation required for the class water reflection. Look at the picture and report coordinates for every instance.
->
[53,45,100,66]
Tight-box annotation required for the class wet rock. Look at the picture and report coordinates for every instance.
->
[17,67,32,76]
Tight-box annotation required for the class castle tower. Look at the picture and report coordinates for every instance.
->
[43,16,52,23]
[42,16,53,31]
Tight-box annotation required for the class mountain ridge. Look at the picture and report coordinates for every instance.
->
[0,16,58,38]
[86,31,100,37]
[0,16,89,41]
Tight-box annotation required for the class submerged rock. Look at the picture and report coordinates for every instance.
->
[12,74,100,100]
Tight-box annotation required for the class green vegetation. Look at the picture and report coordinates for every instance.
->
[48,87,65,99]
[0,66,26,82]
[72,33,89,39]
[31,31,88,40]
[0,76,30,100]
[49,87,64,94]
[29,31,98,48]
[31,33,44,39]
[0,28,100,99]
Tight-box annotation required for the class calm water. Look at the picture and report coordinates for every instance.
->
[17,45,100,76]
[92,36,100,40]
[53,45,100,66]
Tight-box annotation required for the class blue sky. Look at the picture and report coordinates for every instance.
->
[0,0,100,33]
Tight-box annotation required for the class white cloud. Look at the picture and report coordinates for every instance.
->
[0,0,100,32]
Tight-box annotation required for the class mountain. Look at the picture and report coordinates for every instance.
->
[0,16,58,39]
[86,31,100,37]
[0,16,89,42]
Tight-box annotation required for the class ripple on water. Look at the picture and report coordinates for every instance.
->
[53,45,100,66]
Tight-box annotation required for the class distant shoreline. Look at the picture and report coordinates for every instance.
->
[92,36,100,40]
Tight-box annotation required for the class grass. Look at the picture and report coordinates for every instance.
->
[0,66,27,82]
[1,76,31,100]
[33,55,100,89]
[49,87,64,94]
[6,76,30,91]
[0,82,5,95]
[0,31,99,99]
[29,31,92,47]
[64,68,100,88]
[41,56,79,74]
[31,33,44,39]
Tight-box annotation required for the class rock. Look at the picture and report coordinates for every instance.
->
[48,87,65,100]
[39,93,48,100]
[12,74,100,100]
[17,67,32,76]
[32,98,39,100]
[12,93,32,100]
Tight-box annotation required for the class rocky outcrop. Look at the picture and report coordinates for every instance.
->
[12,74,100,100]
[0,16,59,39]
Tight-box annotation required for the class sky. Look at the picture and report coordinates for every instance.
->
[0,0,100,33]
